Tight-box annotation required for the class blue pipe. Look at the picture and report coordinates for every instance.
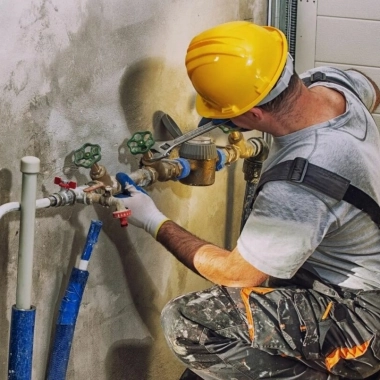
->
[81,220,103,261]
[8,306,36,380]
[46,220,102,380]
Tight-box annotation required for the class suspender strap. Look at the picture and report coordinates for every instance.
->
[302,71,362,101]
[255,157,380,228]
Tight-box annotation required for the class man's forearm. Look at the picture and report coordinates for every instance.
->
[156,220,269,287]
[156,220,209,275]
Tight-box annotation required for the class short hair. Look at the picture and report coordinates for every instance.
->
[258,72,302,116]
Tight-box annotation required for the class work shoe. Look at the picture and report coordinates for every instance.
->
[179,368,203,379]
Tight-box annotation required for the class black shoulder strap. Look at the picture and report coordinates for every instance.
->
[254,157,380,228]
[302,71,362,101]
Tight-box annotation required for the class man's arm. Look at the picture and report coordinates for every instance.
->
[157,220,269,287]
[118,172,269,287]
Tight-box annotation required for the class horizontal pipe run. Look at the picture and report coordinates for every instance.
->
[0,198,51,221]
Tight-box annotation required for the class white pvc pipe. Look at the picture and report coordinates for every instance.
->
[36,197,52,209]
[0,202,20,219]
[0,198,51,221]
[78,259,89,271]
[16,157,40,310]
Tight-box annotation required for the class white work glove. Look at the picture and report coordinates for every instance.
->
[115,173,169,238]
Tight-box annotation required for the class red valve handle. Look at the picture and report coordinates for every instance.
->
[54,176,77,189]
[113,209,132,227]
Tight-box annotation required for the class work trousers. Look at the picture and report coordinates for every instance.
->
[161,284,380,380]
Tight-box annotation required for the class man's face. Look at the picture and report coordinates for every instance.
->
[231,107,267,132]
[231,111,257,131]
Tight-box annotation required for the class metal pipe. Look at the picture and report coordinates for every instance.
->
[16,156,40,310]
[267,0,273,26]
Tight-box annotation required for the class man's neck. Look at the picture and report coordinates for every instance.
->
[268,85,346,137]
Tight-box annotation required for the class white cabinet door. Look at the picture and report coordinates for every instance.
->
[295,0,380,124]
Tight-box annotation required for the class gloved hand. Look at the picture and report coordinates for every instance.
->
[115,173,170,238]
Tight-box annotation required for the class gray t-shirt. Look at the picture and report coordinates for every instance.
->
[237,67,380,290]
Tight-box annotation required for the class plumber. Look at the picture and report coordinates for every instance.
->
[118,21,380,380]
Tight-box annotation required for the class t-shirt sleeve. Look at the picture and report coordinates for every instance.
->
[237,181,338,279]
[344,69,377,111]
[300,66,376,112]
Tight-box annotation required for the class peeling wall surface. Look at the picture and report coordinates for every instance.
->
[0,1,267,379]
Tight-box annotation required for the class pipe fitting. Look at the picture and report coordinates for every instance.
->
[228,131,255,159]
[84,191,123,210]
[217,145,241,166]
[217,133,263,169]
[247,137,270,163]
[129,167,158,187]
[89,163,114,187]
[141,158,184,183]
[242,137,270,183]
[47,186,89,207]
[48,190,76,207]
[84,191,130,227]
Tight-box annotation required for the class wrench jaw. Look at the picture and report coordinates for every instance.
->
[143,119,229,163]
[148,141,175,162]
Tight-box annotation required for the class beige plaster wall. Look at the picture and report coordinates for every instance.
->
[0,1,267,379]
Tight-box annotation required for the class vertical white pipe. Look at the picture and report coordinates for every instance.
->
[16,157,40,310]
[267,0,272,25]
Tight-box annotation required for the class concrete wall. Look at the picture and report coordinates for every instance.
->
[0,1,267,379]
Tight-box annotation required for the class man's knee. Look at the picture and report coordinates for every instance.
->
[161,293,203,361]
[161,295,183,342]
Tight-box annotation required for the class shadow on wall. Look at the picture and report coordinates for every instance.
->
[118,58,190,170]
[118,58,164,170]
[92,207,161,380]
[105,338,153,380]
[0,169,13,367]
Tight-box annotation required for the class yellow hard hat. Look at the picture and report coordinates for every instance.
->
[185,21,290,118]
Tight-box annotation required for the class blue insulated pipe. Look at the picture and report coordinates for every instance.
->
[8,306,36,380]
[46,220,102,380]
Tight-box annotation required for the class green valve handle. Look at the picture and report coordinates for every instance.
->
[127,131,155,155]
[74,143,102,168]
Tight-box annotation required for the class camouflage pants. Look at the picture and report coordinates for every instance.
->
[161,285,380,380]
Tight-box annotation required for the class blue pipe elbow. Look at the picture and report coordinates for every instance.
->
[175,158,191,180]
[216,149,227,171]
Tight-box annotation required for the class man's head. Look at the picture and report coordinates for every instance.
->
[185,21,301,131]
[231,72,303,132]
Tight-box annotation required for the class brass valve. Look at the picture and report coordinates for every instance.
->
[84,184,131,228]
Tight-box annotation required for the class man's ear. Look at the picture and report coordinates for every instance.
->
[247,107,264,120]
